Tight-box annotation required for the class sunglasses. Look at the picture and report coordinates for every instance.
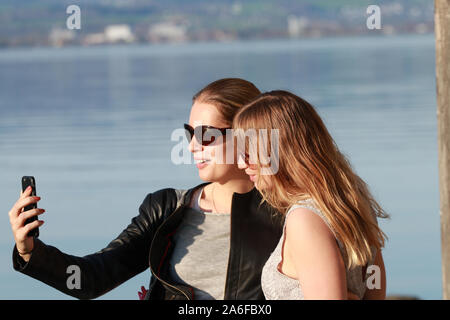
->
[184,123,231,146]
[239,150,258,167]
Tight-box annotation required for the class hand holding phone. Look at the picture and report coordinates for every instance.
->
[21,176,40,238]
[8,176,45,261]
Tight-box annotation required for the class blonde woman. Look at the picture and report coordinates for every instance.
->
[233,90,388,300]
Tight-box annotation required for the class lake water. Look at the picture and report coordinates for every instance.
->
[0,34,440,299]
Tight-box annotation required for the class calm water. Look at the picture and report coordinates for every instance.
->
[0,34,439,299]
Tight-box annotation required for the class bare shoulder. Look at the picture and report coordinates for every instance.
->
[285,206,335,242]
[283,206,347,299]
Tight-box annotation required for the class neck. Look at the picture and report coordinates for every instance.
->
[216,176,254,194]
[207,177,254,213]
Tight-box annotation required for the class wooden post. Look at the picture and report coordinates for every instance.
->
[436,0,450,300]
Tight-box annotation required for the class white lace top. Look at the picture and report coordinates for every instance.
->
[261,199,376,300]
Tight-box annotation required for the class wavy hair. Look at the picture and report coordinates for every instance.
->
[233,90,389,269]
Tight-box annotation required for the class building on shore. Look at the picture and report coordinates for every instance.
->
[147,22,188,43]
[82,24,135,46]
[49,28,76,47]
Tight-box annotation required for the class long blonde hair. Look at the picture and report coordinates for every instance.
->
[233,90,389,269]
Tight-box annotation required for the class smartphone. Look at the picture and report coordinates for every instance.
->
[21,176,39,238]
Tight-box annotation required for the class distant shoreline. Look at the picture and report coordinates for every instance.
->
[0,32,435,55]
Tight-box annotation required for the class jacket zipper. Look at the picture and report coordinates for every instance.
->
[223,193,235,299]
[149,205,191,300]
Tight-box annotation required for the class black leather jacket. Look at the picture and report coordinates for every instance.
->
[12,182,283,300]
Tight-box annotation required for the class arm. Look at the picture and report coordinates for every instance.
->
[285,208,347,300]
[11,191,169,299]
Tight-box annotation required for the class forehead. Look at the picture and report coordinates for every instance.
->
[189,101,228,127]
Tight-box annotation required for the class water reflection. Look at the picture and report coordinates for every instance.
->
[0,34,439,299]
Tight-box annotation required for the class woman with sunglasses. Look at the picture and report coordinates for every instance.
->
[233,90,388,299]
[9,78,284,300]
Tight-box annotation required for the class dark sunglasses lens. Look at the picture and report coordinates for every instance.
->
[185,125,226,146]
[199,127,217,146]
[184,124,193,142]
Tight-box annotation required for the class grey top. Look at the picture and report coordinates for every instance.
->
[168,186,231,300]
[261,198,376,300]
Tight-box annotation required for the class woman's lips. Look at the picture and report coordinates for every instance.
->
[195,159,211,169]
[245,170,257,182]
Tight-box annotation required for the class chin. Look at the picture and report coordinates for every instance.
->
[198,166,233,184]
[198,172,213,182]
[198,167,219,182]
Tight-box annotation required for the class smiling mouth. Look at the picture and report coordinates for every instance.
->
[196,159,211,164]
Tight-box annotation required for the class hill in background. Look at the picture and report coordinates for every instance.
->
[0,0,434,47]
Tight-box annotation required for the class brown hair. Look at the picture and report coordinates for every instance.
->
[193,78,261,126]
[233,90,389,269]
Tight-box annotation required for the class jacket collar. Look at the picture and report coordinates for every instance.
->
[176,181,259,210]
[177,181,211,207]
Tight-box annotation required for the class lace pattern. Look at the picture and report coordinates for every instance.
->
[261,199,375,300]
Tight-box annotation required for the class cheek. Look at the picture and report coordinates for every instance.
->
[207,141,233,165]
[198,159,236,182]
[203,145,234,172]
[203,145,215,161]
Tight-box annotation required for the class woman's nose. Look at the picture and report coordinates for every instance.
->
[188,136,202,153]
[237,154,248,170]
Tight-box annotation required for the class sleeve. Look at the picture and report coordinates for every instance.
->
[11,191,167,299]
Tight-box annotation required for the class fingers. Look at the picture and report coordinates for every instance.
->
[20,185,32,199]
[18,186,32,211]
[9,195,41,220]
[19,219,44,238]
[15,208,45,230]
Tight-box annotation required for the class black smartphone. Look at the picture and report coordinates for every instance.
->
[21,176,39,238]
